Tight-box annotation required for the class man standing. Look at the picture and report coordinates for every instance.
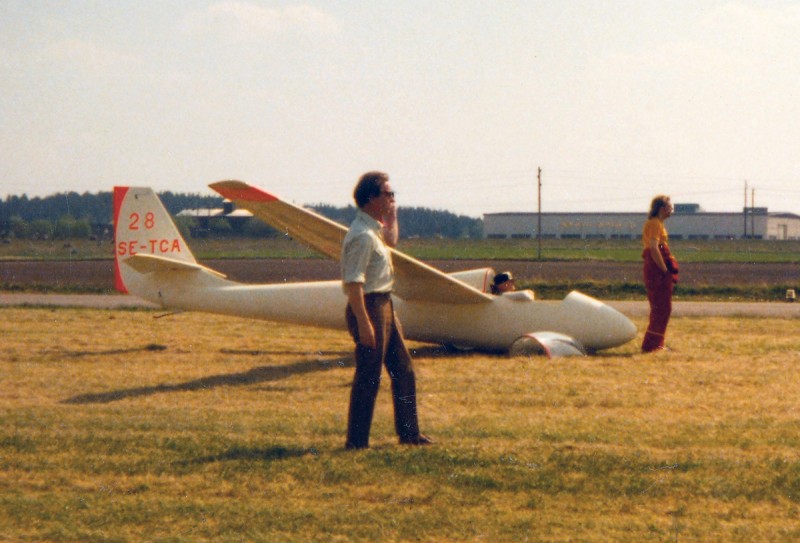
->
[341,171,433,449]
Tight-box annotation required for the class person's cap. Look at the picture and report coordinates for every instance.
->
[493,271,513,286]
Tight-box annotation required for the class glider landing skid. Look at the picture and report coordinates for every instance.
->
[509,332,588,359]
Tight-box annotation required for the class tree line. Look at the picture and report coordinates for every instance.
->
[0,191,483,240]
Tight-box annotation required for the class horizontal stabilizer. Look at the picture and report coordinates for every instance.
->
[122,253,227,279]
[508,332,587,359]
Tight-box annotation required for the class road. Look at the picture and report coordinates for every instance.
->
[1,293,798,318]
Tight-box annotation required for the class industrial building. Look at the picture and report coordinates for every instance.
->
[177,200,253,225]
[483,205,800,240]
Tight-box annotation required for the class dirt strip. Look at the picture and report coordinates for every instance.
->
[2,259,798,289]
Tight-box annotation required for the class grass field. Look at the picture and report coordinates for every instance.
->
[2,237,799,263]
[2,308,800,542]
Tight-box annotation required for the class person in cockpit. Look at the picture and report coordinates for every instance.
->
[490,271,516,295]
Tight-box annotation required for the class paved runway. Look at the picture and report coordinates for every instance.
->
[0,294,159,309]
[609,300,800,318]
[1,293,798,318]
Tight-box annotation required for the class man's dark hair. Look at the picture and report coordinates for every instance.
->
[353,171,389,208]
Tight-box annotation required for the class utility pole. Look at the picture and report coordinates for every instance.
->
[537,167,542,260]
[751,187,755,239]
[744,180,748,238]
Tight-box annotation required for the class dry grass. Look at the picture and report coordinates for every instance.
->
[2,308,799,542]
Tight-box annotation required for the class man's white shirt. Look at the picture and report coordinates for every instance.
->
[341,209,394,294]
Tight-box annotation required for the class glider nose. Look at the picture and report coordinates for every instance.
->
[561,291,637,350]
[598,303,638,348]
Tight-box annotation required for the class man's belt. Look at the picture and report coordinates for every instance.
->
[364,291,391,299]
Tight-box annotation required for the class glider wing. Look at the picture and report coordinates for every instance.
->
[210,180,346,260]
[210,180,492,305]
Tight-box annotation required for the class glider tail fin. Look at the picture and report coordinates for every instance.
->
[113,187,197,294]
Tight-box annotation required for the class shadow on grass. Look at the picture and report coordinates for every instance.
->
[62,355,353,405]
[56,343,168,358]
[412,344,640,361]
[410,345,493,359]
[178,445,319,467]
[220,348,349,356]
[62,344,578,405]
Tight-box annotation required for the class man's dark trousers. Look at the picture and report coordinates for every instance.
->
[345,292,420,448]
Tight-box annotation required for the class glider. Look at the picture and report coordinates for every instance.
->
[113,183,637,357]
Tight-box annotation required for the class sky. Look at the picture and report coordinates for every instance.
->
[1,1,799,217]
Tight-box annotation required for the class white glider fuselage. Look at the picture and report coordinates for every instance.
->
[127,271,634,351]
[114,185,637,354]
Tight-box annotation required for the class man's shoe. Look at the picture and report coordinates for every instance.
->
[399,434,434,446]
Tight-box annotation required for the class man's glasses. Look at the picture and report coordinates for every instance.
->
[381,191,395,198]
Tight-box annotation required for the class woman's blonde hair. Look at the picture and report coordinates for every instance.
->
[648,195,671,219]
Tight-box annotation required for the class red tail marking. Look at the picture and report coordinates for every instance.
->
[214,185,278,203]
[113,187,129,293]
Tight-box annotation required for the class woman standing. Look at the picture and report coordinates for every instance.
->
[641,195,678,352]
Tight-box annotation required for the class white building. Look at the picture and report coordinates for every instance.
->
[483,205,800,240]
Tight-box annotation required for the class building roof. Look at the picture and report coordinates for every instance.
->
[483,210,799,218]
[176,208,253,218]
[177,208,224,218]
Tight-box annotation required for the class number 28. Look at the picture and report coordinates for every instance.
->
[129,212,155,230]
